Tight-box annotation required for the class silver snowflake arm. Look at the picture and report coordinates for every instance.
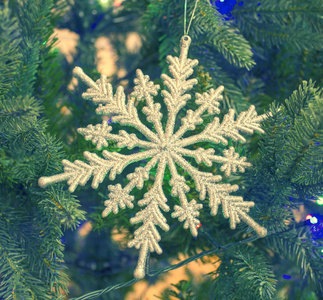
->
[131,69,165,142]
[177,146,252,176]
[127,156,169,279]
[170,86,224,144]
[77,120,111,150]
[207,183,267,238]
[77,120,156,150]
[171,199,202,237]
[102,184,135,216]
[171,152,221,198]
[73,67,160,144]
[38,149,158,192]
[167,155,203,237]
[161,35,199,138]
[176,105,268,147]
[171,152,267,237]
[102,154,160,217]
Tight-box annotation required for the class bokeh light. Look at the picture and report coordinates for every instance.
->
[306,215,318,224]
[317,196,323,205]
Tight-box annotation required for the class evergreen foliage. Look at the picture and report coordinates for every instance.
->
[0,1,86,299]
[0,0,322,299]
[211,244,277,299]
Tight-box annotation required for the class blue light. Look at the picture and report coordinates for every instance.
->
[283,274,292,280]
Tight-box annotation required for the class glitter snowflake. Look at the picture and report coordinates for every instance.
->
[39,35,268,279]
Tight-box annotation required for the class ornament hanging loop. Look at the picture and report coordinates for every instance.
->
[184,0,199,35]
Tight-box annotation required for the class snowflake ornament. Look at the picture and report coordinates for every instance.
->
[39,35,268,279]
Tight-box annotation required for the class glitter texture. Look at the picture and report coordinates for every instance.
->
[38,35,268,279]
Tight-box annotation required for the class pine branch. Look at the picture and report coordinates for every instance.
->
[191,49,250,115]
[0,5,21,97]
[279,81,323,185]
[196,0,256,70]
[211,244,277,299]
[233,0,323,50]
[0,1,87,298]
[0,204,67,300]
[266,226,323,294]
[234,0,323,29]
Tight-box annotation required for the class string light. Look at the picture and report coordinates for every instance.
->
[114,0,123,6]
[306,215,318,224]
[98,0,111,9]
[98,0,122,8]
[317,196,323,205]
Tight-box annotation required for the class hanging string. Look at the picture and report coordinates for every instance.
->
[184,0,199,35]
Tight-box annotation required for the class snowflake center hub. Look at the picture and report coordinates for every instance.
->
[161,142,167,150]
[158,140,174,152]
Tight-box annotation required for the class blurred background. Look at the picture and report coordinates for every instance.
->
[2,0,323,299]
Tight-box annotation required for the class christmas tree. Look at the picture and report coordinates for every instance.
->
[0,0,322,299]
